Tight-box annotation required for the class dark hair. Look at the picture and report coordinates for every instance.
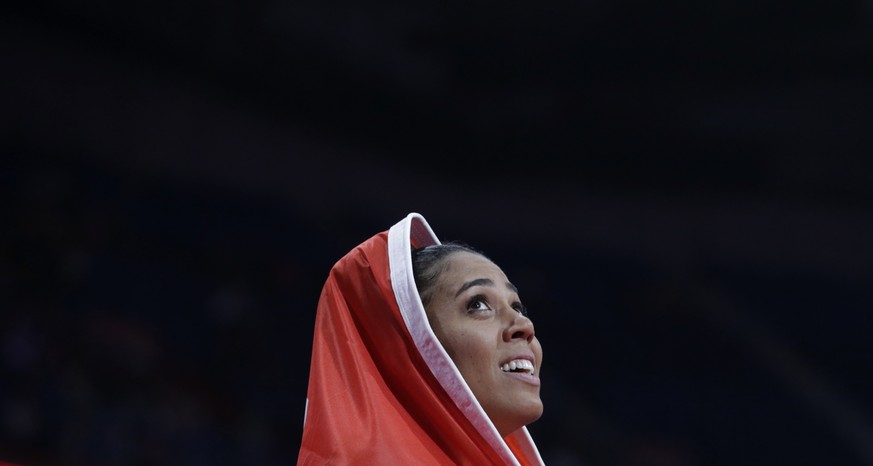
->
[411,242,486,307]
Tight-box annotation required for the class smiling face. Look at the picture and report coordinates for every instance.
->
[421,251,543,438]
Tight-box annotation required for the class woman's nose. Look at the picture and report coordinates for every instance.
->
[503,313,535,343]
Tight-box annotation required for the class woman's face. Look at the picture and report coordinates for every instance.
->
[424,251,543,438]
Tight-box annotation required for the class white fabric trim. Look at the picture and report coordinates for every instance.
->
[388,212,544,466]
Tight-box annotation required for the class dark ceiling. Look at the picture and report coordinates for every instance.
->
[6,0,873,198]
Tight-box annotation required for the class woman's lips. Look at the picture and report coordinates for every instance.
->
[502,370,541,386]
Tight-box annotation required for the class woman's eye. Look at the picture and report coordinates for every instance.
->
[467,296,493,313]
[513,303,529,317]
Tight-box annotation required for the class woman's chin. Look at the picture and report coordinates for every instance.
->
[493,399,544,438]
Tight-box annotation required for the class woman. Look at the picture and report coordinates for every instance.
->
[297,213,544,465]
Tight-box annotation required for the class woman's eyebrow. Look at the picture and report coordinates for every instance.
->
[455,278,494,297]
[455,278,519,297]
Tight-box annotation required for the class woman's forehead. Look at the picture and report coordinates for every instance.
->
[440,252,507,284]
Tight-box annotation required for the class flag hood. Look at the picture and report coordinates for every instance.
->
[297,212,544,465]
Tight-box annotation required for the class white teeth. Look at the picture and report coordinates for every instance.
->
[500,359,535,375]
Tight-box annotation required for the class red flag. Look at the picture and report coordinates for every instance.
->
[298,213,543,465]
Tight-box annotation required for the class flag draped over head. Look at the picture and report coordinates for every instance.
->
[297,213,544,465]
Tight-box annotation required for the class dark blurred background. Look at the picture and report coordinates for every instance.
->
[2,1,873,465]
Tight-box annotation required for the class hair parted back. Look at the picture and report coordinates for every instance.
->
[411,242,487,307]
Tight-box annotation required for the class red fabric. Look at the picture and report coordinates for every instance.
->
[297,230,537,465]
